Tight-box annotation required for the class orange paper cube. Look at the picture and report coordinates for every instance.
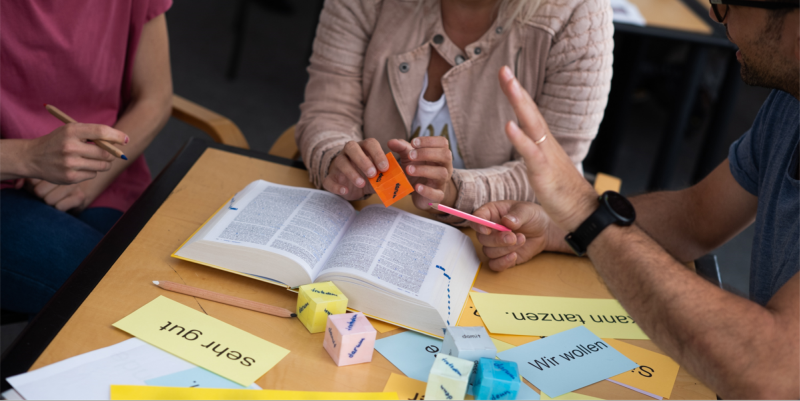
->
[368,152,414,207]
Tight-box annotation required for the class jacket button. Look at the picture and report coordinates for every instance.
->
[399,62,410,73]
[474,47,482,55]
[495,26,503,34]
[433,34,444,44]
[455,55,465,65]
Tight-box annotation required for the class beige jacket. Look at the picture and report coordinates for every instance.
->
[297,0,613,224]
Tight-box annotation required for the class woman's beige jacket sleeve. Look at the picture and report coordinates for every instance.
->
[296,1,382,188]
[449,0,614,222]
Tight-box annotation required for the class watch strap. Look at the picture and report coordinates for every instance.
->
[565,200,618,256]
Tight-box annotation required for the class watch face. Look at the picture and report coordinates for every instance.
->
[603,191,636,222]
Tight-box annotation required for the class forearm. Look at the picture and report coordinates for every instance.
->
[629,190,708,261]
[79,94,170,203]
[0,139,32,180]
[588,224,798,398]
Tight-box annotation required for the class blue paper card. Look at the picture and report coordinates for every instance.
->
[375,331,443,382]
[145,367,258,389]
[497,326,637,398]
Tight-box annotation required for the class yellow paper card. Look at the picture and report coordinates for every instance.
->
[604,339,680,399]
[383,373,428,400]
[490,337,516,353]
[112,296,289,386]
[470,293,649,340]
[459,292,541,346]
[540,391,604,400]
[110,385,397,400]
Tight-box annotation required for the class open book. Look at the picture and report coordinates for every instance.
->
[173,180,481,337]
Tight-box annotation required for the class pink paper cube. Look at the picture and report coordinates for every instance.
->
[323,312,377,366]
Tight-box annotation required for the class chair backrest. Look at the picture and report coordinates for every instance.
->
[269,125,300,160]
[171,95,249,149]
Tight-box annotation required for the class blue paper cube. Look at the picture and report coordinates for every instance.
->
[473,358,521,400]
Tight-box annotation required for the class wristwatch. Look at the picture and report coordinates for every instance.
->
[565,191,636,257]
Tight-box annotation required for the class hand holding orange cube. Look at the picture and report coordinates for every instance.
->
[368,152,414,207]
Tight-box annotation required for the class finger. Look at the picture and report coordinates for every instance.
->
[487,252,518,272]
[501,202,547,233]
[407,147,452,165]
[406,164,449,181]
[505,120,546,168]
[387,138,413,156]
[73,141,116,161]
[42,185,74,206]
[33,181,59,199]
[14,178,24,189]
[411,136,449,149]
[323,174,348,197]
[498,67,547,139]
[414,184,444,203]
[343,141,378,179]
[73,124,129,145]
[360,138,389,174]
[483,238,528,260]
[476,230,519,248]
[54,192,84,212]
[338,156,367,188]
[70,157,113,172]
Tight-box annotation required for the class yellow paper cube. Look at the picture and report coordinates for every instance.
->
[296,282,348,333]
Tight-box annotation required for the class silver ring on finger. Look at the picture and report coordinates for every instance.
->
[534,134,547,145]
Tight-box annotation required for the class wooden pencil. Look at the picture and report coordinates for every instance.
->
[44,104,128,160]
[153,280,296,318]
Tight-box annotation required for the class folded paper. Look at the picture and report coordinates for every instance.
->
[496,326,637,398]
[604,339,679,399]
[470,293,648,340]
[112,296,289,386]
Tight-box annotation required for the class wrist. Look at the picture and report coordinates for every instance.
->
[563,191,601,233]
[0,139,35,180]
[443,178,458,208]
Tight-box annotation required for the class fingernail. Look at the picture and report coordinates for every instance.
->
[339,188,346,195]
[356,178,365,187]
[481,227,491,235]
[379,161,389,171]
[417,184,424,193]
[510,78,520,95]
[506,215,518,224]
[413,138,420,147]
[408,165,415,174]
[124,136,129,144]
[503,233,514,244]
[409,150,417,160]
[366,167,376,177]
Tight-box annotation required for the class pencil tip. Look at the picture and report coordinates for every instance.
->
[121,155,128,160]
[153,281,159,285]
[43,103,48,107]
[290,313,297,317]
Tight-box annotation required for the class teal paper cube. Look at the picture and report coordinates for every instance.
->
[473,358,521,400]
[426,353,473,400]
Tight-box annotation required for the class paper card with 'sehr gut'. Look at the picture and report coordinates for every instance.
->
[112,296,289,386]
[470,292,649,340]
[368,152,414,207]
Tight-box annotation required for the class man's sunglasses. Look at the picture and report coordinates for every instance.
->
[709,0,799,22]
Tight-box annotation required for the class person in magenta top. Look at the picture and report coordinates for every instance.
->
[0,0,173,314]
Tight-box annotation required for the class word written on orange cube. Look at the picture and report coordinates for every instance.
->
[368,152,414,208]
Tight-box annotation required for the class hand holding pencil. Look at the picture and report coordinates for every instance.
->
[24,104,130,185]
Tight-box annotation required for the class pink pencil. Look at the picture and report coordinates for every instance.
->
[429,203,512,232]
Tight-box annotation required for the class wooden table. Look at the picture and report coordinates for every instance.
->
[0,140,715,399]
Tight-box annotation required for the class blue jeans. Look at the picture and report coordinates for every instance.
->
[1,189,122,314]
